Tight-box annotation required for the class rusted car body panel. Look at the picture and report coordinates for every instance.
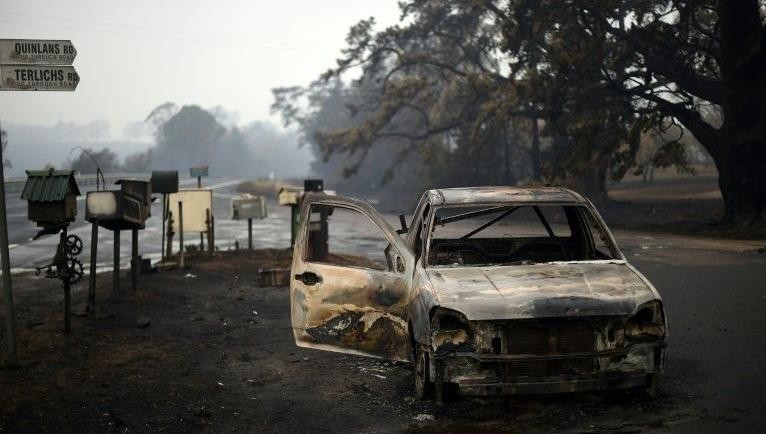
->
[290,195,414,361]
[290,187,667,397]
[425,261,659,320]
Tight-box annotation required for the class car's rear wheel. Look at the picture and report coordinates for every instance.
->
[414,345,433,400]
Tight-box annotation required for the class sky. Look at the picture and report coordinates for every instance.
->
[0,0,401,139]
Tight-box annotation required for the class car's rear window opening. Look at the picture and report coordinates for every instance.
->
[428,204,618,266]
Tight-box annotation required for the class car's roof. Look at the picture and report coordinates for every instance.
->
[426,186,587,205]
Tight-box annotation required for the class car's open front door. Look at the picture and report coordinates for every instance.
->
[290,193,414,361]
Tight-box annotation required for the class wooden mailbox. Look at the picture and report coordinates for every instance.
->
[21,169,80,227]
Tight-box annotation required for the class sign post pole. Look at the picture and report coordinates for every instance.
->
[0,125,16,364]
[178,202,185,269]
[248,218,253,251]
[0,38,79,362]
[87,222,98,312]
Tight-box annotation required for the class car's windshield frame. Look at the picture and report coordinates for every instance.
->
[424,201,624,268]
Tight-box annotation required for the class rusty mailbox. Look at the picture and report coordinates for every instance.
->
[85,179,152,303]
[21,169,80,228]
[232,194,267,220]
[85,179,151,231]
[232,194,267,251]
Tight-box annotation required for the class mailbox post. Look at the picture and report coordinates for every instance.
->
[167,189,213,267]
[20,169,82,332]
[150,171,179,261]
[231,194,267,251]
[277,187,301,247]
[86,178,152,303]
[304,180,328,262]
[189,166,209,250]
[278,180,332,251]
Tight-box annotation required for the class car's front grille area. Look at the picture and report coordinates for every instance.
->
[504,319,596,378]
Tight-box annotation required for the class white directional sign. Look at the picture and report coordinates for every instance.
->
[0,39,76,65]
[0,65,80,91]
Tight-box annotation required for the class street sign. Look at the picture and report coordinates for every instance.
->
[0,65,79,91]
[0,39,76,65]
[0,38,79,365]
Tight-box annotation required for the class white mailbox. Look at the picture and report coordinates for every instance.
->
[232,194,267,220]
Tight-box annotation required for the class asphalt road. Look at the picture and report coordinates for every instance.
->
[4,177,299,272]
[617,232,766,432]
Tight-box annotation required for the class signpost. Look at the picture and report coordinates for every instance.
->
[0,39,77,65]
[1,39,79,365]
[0,65,79,91]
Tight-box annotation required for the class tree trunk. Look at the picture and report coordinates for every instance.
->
[530,117,542,181]
[716,0,766,227]
[572,164,609,211]
[716,126,766,227]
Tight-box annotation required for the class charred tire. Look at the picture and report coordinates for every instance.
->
[414,346,433,400]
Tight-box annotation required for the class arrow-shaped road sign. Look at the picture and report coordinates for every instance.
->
[0,64,79,91]
[0,38,80,366]
[0,39,76,65]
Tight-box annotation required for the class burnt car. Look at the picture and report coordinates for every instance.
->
[290,187,666,400]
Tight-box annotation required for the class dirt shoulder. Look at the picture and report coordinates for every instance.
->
[0,249,723,433]
[605,175,766,239]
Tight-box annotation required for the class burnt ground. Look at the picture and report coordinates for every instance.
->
[1,240,765,433]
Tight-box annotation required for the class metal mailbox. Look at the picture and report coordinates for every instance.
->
[150,170,179,194]
[232,194,267,220]
[85,191,145,231]
[21,169,80,227]
[116,179,152,220]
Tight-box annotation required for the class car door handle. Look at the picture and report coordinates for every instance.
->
[295,272,321,286]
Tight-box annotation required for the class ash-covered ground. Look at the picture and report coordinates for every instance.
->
[1,233,764,433]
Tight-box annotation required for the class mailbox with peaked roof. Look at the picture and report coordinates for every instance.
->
[21,169,81,227]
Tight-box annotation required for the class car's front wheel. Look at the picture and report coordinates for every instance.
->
[414,345,432,400]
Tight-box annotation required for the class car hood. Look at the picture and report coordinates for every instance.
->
[425,261,657,321]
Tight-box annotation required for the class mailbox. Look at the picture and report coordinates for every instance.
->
[116,179,152,220]
[21,169,80,227]
[277,187,302,206]
[150,170,179,194]
[232,194,267,220]
[85,191,145,230]
[85,178,151,231]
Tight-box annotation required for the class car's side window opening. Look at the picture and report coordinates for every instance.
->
[412,204,430,263]
[306,204,399,271]
[428,204,618,266]
[579,207,617,259]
